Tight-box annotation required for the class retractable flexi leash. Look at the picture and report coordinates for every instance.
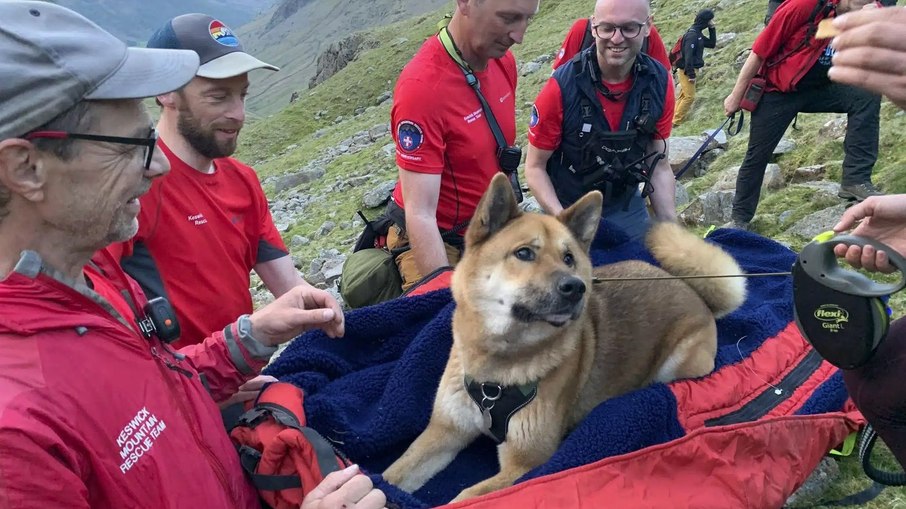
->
[792,233,906,370]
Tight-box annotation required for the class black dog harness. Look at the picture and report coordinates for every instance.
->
[464,376,538,444]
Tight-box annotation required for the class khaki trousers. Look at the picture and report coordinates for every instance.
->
[673,69,697,125]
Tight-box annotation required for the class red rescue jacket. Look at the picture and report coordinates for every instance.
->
[0,250,267,508]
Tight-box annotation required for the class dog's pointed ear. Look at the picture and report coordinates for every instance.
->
[558,190,602,251]
[466,173,521,246]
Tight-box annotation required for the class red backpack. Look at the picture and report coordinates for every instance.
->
[229,382,350,509]
[668,30,693,69]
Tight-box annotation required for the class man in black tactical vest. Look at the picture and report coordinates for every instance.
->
[525,0,676,241]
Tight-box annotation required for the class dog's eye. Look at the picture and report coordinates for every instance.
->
[564,252,575,267]
[514,247,535,261]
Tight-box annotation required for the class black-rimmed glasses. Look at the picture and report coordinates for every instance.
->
[592,21,648,40]
[24,128,158,169]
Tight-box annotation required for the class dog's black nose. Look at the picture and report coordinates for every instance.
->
[557,276,586,302]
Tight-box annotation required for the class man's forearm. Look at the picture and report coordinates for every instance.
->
[705,27,717,48]
[649,160,677,221]
[525,161,564,215]
[255,255,307,298]
[406,215,451,275]
[730,52,765,99]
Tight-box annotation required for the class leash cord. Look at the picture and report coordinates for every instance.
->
[592,271,791,283]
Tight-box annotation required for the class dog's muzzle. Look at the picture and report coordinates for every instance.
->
[511,275,586,327]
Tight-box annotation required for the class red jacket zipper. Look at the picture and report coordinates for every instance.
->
[148,344,237,505]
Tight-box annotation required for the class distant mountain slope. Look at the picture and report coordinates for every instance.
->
[237,0,451,115]
[55,0,276,46]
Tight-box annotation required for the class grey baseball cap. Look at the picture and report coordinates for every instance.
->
[147,14,279,79]
[0,1,200,140]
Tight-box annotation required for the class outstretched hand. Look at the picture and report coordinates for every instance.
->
[832,195,906,273]
[218,374,278,408]
[249,284,345,347]
[829,6,906,110]
[301,464,386,509]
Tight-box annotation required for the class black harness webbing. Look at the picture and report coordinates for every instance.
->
[464,376,538,444]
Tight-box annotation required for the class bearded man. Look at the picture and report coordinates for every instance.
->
[119,14,328,351]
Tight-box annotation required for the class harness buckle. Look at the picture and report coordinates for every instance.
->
[480,383,502,410]
[236,406,270,429]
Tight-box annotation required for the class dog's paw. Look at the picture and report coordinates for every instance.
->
[451,484,488,503]
[381,466,405,489]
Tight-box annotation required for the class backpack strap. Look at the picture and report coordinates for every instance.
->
[437,26,523,203]
[237,445,304,491]
[581,18,594,53]
[383,199,466,250]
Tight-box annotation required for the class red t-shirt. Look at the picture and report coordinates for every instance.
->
[529,73,675,151]
[118,140,288,347]
[552,18,671,72]
[391,36,517,231]
[750,0,883,92]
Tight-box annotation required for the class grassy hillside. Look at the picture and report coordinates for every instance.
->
[236,1,906,506]
[238,0,450,115]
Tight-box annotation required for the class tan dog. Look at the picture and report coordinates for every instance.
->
[382,174,747,502]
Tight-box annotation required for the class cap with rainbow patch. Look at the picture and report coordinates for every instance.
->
[146,13,278,79]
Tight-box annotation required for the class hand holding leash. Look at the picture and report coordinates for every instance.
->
[833,194,906,273]
[793,234,906,369]
[797,234,906,297]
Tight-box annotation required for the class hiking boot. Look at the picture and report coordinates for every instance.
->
[838,182,883,202]
[721,220,753,232]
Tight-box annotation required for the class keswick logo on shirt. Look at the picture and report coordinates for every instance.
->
[208,20,239,47]
[116,406,168,474]
[397,120,424,153]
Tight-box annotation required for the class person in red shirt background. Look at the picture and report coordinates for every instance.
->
[526,0,676,242]
[723,0,885,231]
[385,0,539,291]
[551,15,671,71]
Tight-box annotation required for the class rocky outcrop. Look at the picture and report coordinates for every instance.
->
[266,0,314,31]
[309,34,380,89]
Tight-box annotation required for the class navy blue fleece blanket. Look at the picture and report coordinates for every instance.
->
[265,222,847,508]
